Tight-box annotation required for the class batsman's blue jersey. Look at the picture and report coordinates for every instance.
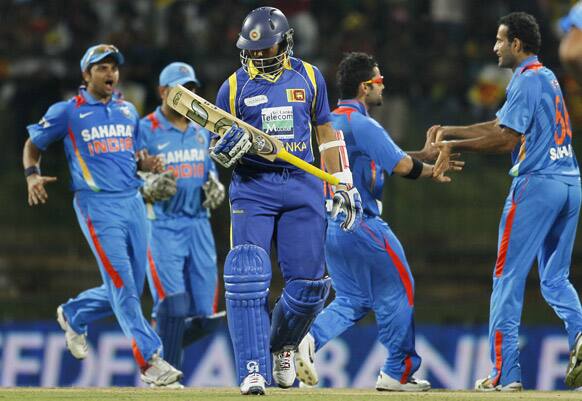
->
[329,100,406,217]
[497,56,580,182]
[27,88,141,193]
[216,57,331,169]
[561,1,582,32]
[138,107,216,219]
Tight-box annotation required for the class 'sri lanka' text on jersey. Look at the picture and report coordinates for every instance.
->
[27,88,141,193]
[496,56,580,183]
[138,107,216,219]
[216,57,331,169]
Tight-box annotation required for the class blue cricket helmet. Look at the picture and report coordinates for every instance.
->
[236,7,293,51]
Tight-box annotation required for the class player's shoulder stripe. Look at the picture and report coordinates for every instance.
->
[228,72,238,117]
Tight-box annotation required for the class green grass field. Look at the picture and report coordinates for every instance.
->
[1,388,581,401]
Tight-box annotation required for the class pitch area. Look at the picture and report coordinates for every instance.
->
[1,388,581,401]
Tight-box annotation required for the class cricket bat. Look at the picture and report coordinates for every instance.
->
[168,85,340,186]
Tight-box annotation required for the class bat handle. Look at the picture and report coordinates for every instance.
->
[275,149,340,186]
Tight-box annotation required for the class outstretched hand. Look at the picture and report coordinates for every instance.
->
[27,174,57,206]
[138,150,165,173]
[432,142,464,182]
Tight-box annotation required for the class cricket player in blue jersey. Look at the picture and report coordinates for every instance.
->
[213,7,362,395]
[139,62,226,377]
[23,44,182,387]
[430,13,582,390]
[293,52,460,392]
[560,1,582,86]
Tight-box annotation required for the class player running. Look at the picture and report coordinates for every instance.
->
[431,12,582,390]
[294,52,460,392]
[23,44,182,387]
[213,6,362,395]
[139,62,226,382]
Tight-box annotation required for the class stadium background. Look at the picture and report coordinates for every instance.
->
[0,0,581,369]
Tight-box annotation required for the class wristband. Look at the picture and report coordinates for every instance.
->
[24,166,41,177]
[403,158,423,180]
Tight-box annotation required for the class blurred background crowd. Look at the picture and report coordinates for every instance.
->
[0,0,580,326]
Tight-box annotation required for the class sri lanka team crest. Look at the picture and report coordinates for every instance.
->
[286,89,306,103]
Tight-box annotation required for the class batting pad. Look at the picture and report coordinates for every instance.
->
[270,277,331,353]
[157,292,189,369]
[224,244,272,384]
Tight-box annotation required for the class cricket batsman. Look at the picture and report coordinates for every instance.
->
[139,62,226,381]
[212,7,362,395]
[22,44,182,387]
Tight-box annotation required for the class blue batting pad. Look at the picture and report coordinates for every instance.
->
[224,244,272,384]
[270,277,331,352]
[156,292,190,369]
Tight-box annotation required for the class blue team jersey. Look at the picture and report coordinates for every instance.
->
[496,56,580,183]
[216,57,331,169]
[27,88,141,193]
[329,100,406,217]
[138,107,215,219]
[561,1,582,32]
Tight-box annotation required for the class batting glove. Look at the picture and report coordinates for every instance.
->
[210,124,252,168]
[331,183,363,232]
[202,172,225,210]
[139,170,177,203]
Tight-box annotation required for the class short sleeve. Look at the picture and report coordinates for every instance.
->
[27,101,69,150]
[351,114,406,175]
[312,66,331,126]
[496,75,540,135]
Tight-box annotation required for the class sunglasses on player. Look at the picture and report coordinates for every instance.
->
[362,75,384,85]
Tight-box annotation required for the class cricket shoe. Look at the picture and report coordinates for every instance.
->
[56,305,88,359]
[140,353,183,387]
[375,371,431,392]
[474,377,522,392]
[149,381,184,389]
[273,349,296,388]
[295,333,318,386]
[566,332,582,388]
[240,373,266,395]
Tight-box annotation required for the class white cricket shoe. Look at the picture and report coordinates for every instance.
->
[56,305,88,359]
[140,353,183,387]
[149,381,184,389]
[566,332,582,388]
[240,373,266,395]
[474,377,522,392]
[295,333,318,386]
[376,371,431,392]
[273,349,296,388]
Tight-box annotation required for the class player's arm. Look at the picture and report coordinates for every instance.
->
[433,125,520,176]
[23,138,57,206]
[560,27,582,86]
[428,119,499,143]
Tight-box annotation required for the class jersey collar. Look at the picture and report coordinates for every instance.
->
[337,99,368,116]
[516,55,540,74]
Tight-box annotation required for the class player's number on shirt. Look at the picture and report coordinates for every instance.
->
[555,95,573,146]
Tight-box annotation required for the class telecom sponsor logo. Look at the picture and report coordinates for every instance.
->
[261,106,294,139]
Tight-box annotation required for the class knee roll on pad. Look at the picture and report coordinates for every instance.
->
[224,244,272,384]
[157,292,190,369]
[270,277,332,353]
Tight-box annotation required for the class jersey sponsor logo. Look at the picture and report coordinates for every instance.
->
[261,106,294,139]
[167,162,205,179]
[157,142,170,150]
[81,125,134,142]
[286,89,306,103]
[159,148,206,164]
[244,95,268,107]
[79,111,94,119]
